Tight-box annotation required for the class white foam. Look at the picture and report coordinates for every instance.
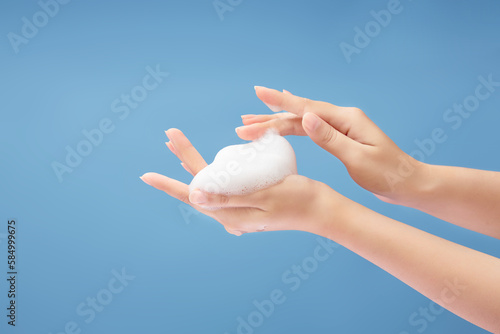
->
[189,130,297,195]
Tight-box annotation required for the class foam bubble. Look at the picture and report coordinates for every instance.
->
[189,130,297,195]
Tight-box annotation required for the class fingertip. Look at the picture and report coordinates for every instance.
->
[254,86,285,112]
[140,172,155,186]
[235,124,262,141]
[302,112,321,133]
[235,131,252,141]
[165,141,177,155]
[224,227,243,236]
[254,85,276,97]
[264,103,282,112]
[241,118,253,125]
[139,176,149,185]
[165,129,173,140]
[189,189,207,204]
[165,128,182,140]
[235,124,250,135]
[180,162,193,175]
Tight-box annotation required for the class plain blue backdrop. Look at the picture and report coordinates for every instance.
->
[1,0,499,333]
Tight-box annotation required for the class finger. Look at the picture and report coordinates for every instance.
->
[180,162,193,175]
[235,117,306,141]
[241,113,293,126]
[188,189,266,209]
[241,114,257,121]
[140,172,190,204]
[302,112,363,164]
[255,86,353,136]
[140,172,225,223]
[224,226,243,236]
[165,141,178,158]
[241,114,278,125]
[165,128,207,174]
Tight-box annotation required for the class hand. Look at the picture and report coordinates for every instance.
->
[236,86,429,205]
[140,128,336,236]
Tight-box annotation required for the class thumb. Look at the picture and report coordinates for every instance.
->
[302,112,361,164]
[188,189,262,209]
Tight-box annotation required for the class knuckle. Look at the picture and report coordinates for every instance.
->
[317,101,333,111]
[180,194,190,204]
[347,107,365,118]
[219,194,230,206]
[271,117,295,136]
[270,118,283,131]
[322,125,337,145]
[302,98,313,113]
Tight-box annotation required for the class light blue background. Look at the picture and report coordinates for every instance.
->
[1,0,499,333]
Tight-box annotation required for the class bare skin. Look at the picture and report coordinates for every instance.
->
[141,127,500,332]
[235,86,500,239]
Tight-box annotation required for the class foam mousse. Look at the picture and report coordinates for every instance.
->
[189,130,297,195]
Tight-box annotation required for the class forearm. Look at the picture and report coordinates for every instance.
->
[309,193,500,333]
[403,164,500,239]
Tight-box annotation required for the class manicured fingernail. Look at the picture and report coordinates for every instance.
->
[254,86,282,111]
[189,190,207,204]
[241,114,255,119]
[181,162,192,174]
[264,103,282,112]
[283,89,292,95]
[165,130,173,140]
[166,141,177,154]
[235,126,244,133]
[140,174,152,186]
[303,113,320,132]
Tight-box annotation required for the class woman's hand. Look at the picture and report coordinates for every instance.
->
[140,128,337,236]
[236,86,430,205]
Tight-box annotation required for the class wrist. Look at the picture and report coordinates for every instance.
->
[394,161,439,209]
[301,181,359,238]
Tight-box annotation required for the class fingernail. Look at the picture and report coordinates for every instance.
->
[235,126,244,133]
[303,113,320,132]
[181,162,192,174]
[165,130,172,140]
[166,141,176,154]
[254,86,282,111]
[140,174,152,186]
[241,114,255,119]
[189,190,207,204]
[264,103,282,112]
[283,89,292,95]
